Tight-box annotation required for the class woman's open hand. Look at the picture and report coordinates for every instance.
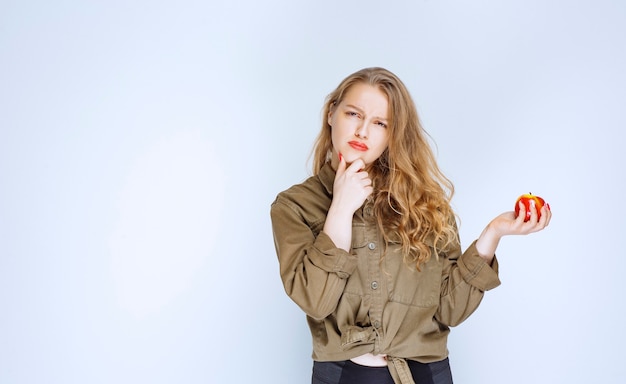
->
[475,202,552,263]
[491,202,552,237]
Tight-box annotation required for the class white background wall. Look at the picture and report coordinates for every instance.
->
[1,0,624,383]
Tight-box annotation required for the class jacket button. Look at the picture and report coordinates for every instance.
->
[368,242,376,250]
[371,281,379,290]
[373,320,381,328]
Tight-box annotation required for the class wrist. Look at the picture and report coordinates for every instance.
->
[483,221,503,240]
[327,203,355,223]
[475,223,501,262]
[323,204,355,252]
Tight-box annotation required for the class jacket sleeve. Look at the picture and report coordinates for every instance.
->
[270,197,358,320]
[435,239,501,327]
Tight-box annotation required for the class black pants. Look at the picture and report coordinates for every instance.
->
[312,358,453,384]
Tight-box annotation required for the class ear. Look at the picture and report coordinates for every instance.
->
[327,102,336,126]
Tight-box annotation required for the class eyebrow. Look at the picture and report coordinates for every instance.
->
[345,104,388,121]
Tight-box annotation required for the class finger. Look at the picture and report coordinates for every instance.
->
[528,201,539,223]
[517,201,527,223]
[540,205,552,227]
[525,205,550,233]
[336,152,347,175]
[357,170,370,181]
[347,158,366,173]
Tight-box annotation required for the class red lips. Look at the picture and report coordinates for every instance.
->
[348,141,368,151]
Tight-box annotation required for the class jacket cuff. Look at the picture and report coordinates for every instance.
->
[458,240,501,291]
[311,231,359,279]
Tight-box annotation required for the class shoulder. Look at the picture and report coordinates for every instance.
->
[271,168,336,232]
[272,163,335,210]
[272,173,329,211]
[270,175,330,233]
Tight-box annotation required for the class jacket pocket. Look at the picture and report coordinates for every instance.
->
[386,247,443,308]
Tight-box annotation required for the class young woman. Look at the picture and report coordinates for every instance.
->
[270,67,551,384]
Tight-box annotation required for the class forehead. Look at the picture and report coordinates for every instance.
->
[341,83,389,118]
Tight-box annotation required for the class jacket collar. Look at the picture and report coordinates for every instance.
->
[318,162,336,196]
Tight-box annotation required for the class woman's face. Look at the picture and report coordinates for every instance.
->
[328,82,390,167]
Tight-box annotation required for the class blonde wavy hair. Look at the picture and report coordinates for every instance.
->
[311,67,459,270]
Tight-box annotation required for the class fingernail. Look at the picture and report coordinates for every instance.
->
[339,153,343,162]
[547,203,551,211]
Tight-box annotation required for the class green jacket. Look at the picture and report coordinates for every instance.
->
[270,162,500,377]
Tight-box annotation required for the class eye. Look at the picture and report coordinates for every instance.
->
[346,111,359,117]
[376,121,388,128]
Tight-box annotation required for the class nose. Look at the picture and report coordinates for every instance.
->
[355,122,368,139]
